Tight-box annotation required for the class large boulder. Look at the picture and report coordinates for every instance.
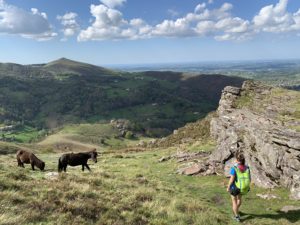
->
[210,81,300,199]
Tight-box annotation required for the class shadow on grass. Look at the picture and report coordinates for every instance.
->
[240,210,300,223]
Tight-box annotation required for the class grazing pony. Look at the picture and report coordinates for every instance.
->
[16,150,45,171]
[58,149,98,172]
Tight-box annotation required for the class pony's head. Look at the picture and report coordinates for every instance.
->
[90,149,98,163]
[40,161,45,171]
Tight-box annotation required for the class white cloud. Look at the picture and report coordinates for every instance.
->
[152,2,250,40]
[152,18,195,37]
[100,0,126,9]
[0,0,56,40]
[57,12,80,39]
[195,20,216,35]
[78,0,300,42]
[292,9,300,30]
[31,8,47,19]
[78,4,151,41]
[185,3,233,23]
[167,9,179,18]
[78,1,250,41]
[252,0,300,34]
[195,3,206,13]
[215,17,249,33]
[253,0,293,33]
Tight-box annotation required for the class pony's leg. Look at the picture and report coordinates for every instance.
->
[85,164,91,172]
[17,158,21,167]
[82,165,85,171]
[31,163,35,171]
[64,165,67,172]
[17,158,25,168]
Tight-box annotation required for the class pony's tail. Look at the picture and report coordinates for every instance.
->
[58,158,63,172]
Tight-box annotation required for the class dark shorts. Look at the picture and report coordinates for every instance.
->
[230,184,240,196]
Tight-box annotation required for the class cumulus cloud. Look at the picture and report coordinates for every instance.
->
[152,18,195,37]
[57,12,80,39]
[78,0,300,42]
[78,3,151,41]
[152,2,250,40]
[78,1,249,41]
[0,0,56,40]
[252,0,300,34]
[253,0,292,33]
[100,0,126,9]
[1,0,300,42]
[195,3,206,13]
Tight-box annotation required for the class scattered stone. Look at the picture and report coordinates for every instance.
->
[178,163,206,176]
[137,140,146,147]
[45,172,59,180]
[223,86,241,95]
[256,194,278,200]
[158,156,171,162]
[280,205,300,213]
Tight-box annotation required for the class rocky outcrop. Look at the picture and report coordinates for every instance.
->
[110,119,132,137]
[147,113,214,148]
[209,81,300,200]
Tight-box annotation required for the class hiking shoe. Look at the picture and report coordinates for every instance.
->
[232,215,241,223]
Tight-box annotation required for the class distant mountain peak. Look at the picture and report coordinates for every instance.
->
[45,58,84,66]
[55,57,71,62]
[43,58,115,76]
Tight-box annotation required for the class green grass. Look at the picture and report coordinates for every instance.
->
[60,123,145,149]
[185,140,216,153]
[234,86,300,132]
[2,126,40,143]
[0,141,21,155]
[234,90,254,109]
[62,123,119,138]
[38,122,150,151]
[0,148,299,225]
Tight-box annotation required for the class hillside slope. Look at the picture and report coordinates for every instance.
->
[43,58,115,76]
[209,81,300,199]
[155,81,300,199]
[0,58,245,140]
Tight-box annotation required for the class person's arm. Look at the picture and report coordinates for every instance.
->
[227,175,235,192]
[227,167,236,192]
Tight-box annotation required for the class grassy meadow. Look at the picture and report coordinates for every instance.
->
[0,146,299,225]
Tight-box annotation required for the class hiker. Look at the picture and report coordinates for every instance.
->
[227,152,251,222]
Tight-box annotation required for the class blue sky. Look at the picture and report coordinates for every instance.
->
[0,0,300,65]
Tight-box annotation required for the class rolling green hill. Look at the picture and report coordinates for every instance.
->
[43,58,115,76]
[0,58,244,141]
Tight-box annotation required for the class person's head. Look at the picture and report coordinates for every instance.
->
[235,152,245,165]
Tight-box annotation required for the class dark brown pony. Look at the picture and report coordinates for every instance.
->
[58,149,98,172]
[16,150,45,171]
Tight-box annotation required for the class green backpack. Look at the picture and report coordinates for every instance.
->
[234,166,251,195]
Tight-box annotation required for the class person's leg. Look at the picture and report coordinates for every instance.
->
[231,195,238,216]
[237,195,242,214]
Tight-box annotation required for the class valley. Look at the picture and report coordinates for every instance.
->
[0,58,244,143]
[0,59,299,225]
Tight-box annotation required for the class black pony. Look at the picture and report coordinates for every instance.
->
[58,149,98,172]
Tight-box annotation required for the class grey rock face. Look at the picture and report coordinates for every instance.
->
[210,81,300,200]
